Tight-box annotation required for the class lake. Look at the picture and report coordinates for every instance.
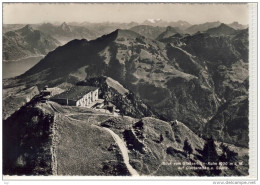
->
[3,56,43,79]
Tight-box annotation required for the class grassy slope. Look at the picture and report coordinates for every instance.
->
[3,98,248,176]
[44,102,130,176]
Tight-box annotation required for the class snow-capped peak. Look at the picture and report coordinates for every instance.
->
[146,18,162,23]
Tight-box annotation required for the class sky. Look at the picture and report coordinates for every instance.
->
[3,3,249,25]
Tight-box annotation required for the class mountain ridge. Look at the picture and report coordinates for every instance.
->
[206,23,236,36]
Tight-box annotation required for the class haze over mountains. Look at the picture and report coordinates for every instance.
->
[3,19,249,176]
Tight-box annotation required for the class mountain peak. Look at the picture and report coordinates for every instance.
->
[217,23,235,31]
[231,21,239,25]
[112,29,141,39]
[61,22,68,26]
[144,18,162,24]
[206,23,235,36]
[219,23,229,27]
[59,22,72,32]
[20,24,34,32]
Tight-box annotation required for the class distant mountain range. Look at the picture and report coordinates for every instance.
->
[3,25,60,61]
[3,20,247,39]
[3,21,247,72]
[36,22,95,44]
[184,21,247,34]
[142,19,191,30]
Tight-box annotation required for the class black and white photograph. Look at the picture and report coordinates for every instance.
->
[2,2,258,181]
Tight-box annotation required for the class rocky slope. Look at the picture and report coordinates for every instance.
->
[204,95,249,147]
[3,25,60,61]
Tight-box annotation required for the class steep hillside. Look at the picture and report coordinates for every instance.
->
[3,25,60,61]
[204,95,249,148]
[181,31,248,100]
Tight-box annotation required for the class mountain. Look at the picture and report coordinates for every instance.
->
[3,25,60,61]
[4,27,249,149]
[143,18,163,25]
[37,22,96,44]
[156,26,180,40]
[79,21,139,29]
[185,21,221,34]
[142,19,191,30]
[228,22,248,30]
[130,25,166,39]
[58,22,72,33]
[35,23,57,35]
[3,24,26,33]
[205,23,236,36]
[78,21,139,40]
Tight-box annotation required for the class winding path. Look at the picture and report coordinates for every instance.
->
[48,102,139,176]
[102,127,140,176]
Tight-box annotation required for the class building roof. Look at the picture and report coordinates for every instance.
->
[51,86,98,101]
